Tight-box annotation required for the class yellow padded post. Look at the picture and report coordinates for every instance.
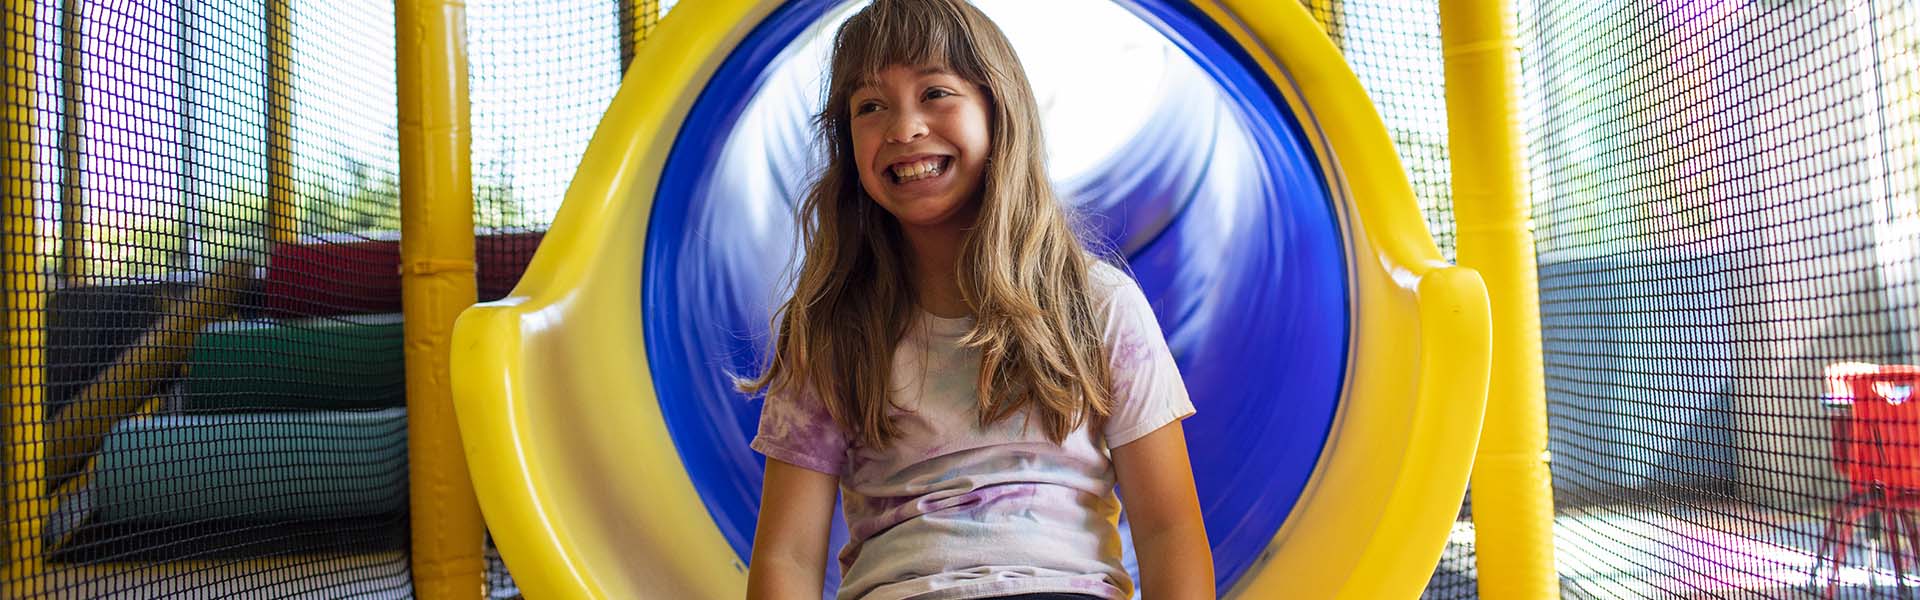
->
[1439,0,1560,597]
[265,0,298,245]
[397,0,486,596]
[3,0,47,591]
[618,0,660,76]
[57,0,83,282]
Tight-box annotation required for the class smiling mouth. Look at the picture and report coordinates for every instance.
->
[888,157,952,184]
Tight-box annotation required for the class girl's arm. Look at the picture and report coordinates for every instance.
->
[747,458,841,600]
[1113,422,1215,599]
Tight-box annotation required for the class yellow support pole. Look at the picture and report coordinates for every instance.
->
[3,0,48,591]
[617,0,659,76]
[618,0,639,75]
[396,0,484,597]
[57,0,83,282]
[265,0,297,244]
[1302,0,1348,56]
[1438,0,1559,598]
[172,0,198,272]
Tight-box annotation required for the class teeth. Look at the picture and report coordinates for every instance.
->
[891,158,944,183]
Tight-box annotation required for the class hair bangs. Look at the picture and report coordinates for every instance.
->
[830,0,988,106]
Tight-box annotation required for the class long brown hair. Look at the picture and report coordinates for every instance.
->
[744,0,1112,448]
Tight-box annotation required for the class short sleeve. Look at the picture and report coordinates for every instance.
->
[751,387,852,476]
[1095,265,1196,449]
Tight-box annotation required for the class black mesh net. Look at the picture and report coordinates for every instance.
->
[0,0,671,595]
[6,0,412,596]
[467,0,640,302]
[1523,0,1920,597]
[1299,2,1473,597]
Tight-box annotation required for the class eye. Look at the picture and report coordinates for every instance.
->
[854,100,883,115]
[924,87,956,101]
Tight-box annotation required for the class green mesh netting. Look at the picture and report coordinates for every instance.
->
[1523,0,1920,597]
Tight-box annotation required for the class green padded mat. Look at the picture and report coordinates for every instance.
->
[180,313,405,411]
[53,408,409,532]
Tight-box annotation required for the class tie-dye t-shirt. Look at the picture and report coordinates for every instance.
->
[751,262,1194,600]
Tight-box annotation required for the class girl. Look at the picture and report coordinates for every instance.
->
[743,1,1213,599]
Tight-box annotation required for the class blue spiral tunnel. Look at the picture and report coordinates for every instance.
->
[640,0,1350,592]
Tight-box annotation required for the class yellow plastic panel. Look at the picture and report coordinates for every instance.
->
[1204,1,1492,597]
[450,1,773,598]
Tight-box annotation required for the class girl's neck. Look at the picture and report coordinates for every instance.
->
[901,224,970,319]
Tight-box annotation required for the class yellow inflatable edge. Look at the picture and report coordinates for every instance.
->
[451,1,776,598]
[1202,1,1491,598]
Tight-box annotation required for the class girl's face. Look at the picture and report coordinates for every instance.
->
[847,64,991,237]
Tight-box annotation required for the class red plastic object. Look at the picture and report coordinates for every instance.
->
[1813,363,1920,597]
[1833,365,1920,492]
[260,230,544,318]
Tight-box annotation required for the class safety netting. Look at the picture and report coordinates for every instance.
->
[468,0,636,284]
[1523,0,1920,598]
[0,0,672,595]
[4,0,414,596]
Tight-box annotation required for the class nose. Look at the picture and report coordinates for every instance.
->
[884,109,928,144]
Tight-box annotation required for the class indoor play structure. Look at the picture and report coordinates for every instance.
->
[3,0,1916,599]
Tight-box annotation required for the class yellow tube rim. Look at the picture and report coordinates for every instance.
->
[450,1,1490,598]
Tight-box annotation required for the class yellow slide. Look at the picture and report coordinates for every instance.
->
[449,1,1491,598]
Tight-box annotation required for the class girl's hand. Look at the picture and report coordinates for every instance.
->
[1114,422,1216,599]
[747,458,841,600]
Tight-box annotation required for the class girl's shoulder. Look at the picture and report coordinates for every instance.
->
[1084,258,1154,325]
[1085,257,1136,296]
